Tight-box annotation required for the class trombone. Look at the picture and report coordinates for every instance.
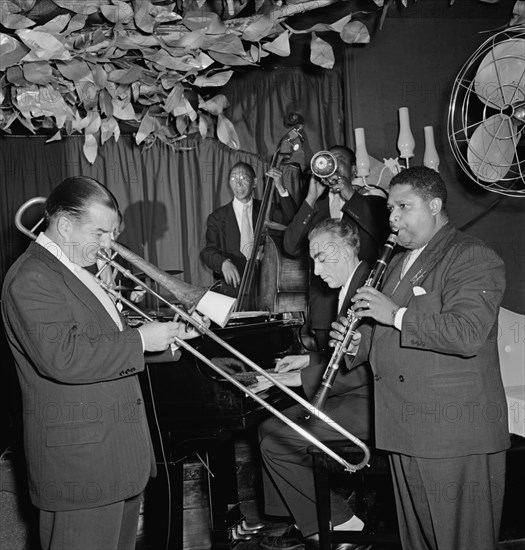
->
[15,197,370,473]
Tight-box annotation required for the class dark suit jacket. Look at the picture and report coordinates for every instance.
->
[355,224,510,458]
[300,261,374,439]
[200,195,296,296]
[1,242,156,511]
[283,190,390,330]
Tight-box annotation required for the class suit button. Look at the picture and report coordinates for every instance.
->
[136,398,142,405]
[374,374,381,381]
[398,375,404,382]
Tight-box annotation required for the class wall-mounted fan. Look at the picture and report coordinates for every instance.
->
[448,26,525,197]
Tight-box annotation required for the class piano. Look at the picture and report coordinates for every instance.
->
[135,309,308,549]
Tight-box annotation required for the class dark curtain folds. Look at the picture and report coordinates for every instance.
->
[222,67,346,168]
[0,135,304,289]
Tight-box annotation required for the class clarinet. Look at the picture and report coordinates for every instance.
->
[309,232,398,413]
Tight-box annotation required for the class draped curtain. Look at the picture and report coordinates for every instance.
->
[0,67,345,290]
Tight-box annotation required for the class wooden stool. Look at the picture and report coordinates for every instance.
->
[308,442,401,550]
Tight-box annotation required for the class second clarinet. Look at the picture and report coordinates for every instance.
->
[310,232,398,413]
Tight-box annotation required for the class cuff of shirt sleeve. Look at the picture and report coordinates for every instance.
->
[277,189,289,197]
[394,307,407,330]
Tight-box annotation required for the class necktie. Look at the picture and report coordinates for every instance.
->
[74,265,123,330]
[240,204,254,259]
[329,193,344,219]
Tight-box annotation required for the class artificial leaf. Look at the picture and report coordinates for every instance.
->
[101,1,134,24]
[200,94,229,116]
[164,83,184,113]
[193,52,215,70]
[51,0,106,15]
[83,133,98,164]
[145,52,195,71]
[217,114,240,149]
[193,70,234,87]
[12,0,36,9]
[99,89,114,117]
[7,65,28,86]
[0,3,36,30]
[198,113,210,138]
[64,13,88,34]
[17,29,70,61]
[175,114,188,135]
[134,0,156,33]
[262,30,290,57]
[208,51,254,66]
[76,80,99,110]
[46,130,63,143]
[107,66,144,84]
[310,32,334,69]
[101,116,120,144]
[23,61,53,85]
[174,28,206,49]
[242,16,274,42]
[135,108,162,144]
[84,111,101,135]
[0,33,30,71]
[34,14,71,33]
[207,34,245,55]
[341,21,370,44]
[250,44,259,63]
[56,59,93,83]
[300,15,352,34]
[112,98,136,120]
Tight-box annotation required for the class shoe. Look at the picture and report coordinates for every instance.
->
[259,524,305,549]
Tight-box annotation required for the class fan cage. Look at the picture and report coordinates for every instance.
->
[448,25,525,198]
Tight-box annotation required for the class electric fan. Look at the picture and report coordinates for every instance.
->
[448,26,525,197]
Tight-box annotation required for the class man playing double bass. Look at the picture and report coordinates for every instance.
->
[200,162,296,304]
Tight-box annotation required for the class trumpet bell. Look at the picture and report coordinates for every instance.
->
[311,150,338,179]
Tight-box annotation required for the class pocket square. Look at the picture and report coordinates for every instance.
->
[413,286,426,296]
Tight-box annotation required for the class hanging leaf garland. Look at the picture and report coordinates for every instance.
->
[0,0,372,163]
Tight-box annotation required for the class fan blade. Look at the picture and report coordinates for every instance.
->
[467,114,517,183]
[474,39,525,109]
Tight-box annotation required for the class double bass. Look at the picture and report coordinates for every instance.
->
[235,116,309,314]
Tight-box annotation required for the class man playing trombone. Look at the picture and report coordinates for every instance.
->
[258,218,373,550]
[1,176,199,550]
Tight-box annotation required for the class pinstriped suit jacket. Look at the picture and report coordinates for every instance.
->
[355,224,510,458]
[2,241,156,511]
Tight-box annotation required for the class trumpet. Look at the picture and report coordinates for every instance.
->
[14,197,370,473]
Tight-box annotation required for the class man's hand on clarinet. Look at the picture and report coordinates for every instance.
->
[351,287,400,325]
[329,316,362,355]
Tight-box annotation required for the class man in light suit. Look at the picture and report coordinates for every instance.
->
[1,176,198,550]
[284,146,390,351]
[334,166,510,550]
[201,162,296,301]
[258,218,373,550]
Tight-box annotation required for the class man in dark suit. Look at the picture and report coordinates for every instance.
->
[334,166,510,550]
[1,176,198,550]
[200,162,296,301]
[258,218,373,549]
[284,146,390,351]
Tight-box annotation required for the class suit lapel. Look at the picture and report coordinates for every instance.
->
[373,224,458,344]
[338,262,370,317]
[226,202,241,251]
[31,242,122,328]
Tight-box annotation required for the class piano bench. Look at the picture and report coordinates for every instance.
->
[307,442,401,550]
